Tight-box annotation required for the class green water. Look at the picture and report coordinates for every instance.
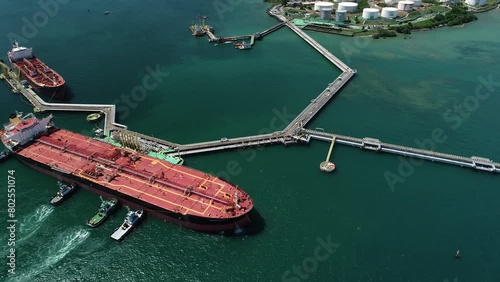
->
[1,1,499,281]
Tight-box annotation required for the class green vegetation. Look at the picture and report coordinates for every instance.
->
[264,0,288,4]
[444,4,477,26]
[284,7,302,14]
[391,23,412,34]
[372,29,397,39]
[410,3,477,29]
[358,0,370,10]
[427,5,450,13]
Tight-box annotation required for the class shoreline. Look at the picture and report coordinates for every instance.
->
[271,2,499,38]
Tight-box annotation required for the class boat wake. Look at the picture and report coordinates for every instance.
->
[8,229,90,282]
[17,205,54,244]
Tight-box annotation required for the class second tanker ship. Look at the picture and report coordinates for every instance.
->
[7,41,66,99]
[1,113,253,232]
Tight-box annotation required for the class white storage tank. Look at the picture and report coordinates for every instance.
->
[314,1,334,19]
[314,1,334,11]
[362,8,379,19]
[337,2,358,12]
[466,0,486,5]
[412,0,422,6]
[335,10,348,22]
[385,0,399,4]
[381,7,399,18]
[398,0,414,10]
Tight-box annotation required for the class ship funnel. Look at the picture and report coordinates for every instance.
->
[9,113,20,124]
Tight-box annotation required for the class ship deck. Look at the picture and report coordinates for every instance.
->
[17,129,252,219]
[11,57,65,87]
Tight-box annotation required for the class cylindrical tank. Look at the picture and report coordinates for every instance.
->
[397,0,414,11]
[335,10,347,22]
[337,2,358,12]
[467,0,486,5]
[314,2,334,19]
[314,1,335,11]
[381,7,399,18]
[412,0,422,6]
[362,8,379,19]
[320,10,333,20]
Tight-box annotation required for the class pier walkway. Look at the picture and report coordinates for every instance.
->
[259,21,287,37]
[208,21,287,44]
[3,74,126,134]
[304,129,500,173]
[204,28,218,41]
[283,70,355,135]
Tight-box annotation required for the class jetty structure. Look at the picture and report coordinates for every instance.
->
[200,19,288,49]
[1,4,498,175]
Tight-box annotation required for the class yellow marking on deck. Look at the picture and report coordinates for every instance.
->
[59,132,226,189]
[47,132,229,214]
[77,169,224,215]
[144,155,224,187]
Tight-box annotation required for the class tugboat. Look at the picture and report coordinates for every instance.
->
[49,183,76,205]
[234,41,252,50]
[110,209,144,241]
[0,150,10,162]
[87,198,119,228]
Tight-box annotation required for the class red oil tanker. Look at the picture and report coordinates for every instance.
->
[1,113,253,232]
[7,41,66,99]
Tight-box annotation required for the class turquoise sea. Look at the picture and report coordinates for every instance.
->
[1,1,499,281]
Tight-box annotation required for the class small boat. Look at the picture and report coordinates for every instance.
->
[33,107,45,113]
[110,209,144,241]
[234,41,252,50]
[49,183,77,206]
[87,198,119,228]
[104,11,110,15]
[0,150,10,161]
[86,112,102,122]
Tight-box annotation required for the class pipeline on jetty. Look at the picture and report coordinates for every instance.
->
[1,71,126,134]
[2,4,498,176]
[204,21,287,48]
[304,129,500,173]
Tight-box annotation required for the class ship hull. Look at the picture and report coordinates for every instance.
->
[15,153,251,232]
[12,64,66,100]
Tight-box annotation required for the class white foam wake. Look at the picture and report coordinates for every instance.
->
[8,229,90,282]
[17,205,54,244]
